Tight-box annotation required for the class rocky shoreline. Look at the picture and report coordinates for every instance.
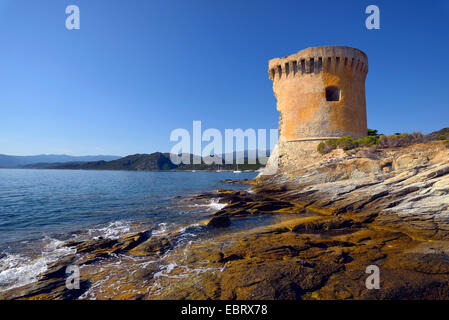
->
[1,141,449,300]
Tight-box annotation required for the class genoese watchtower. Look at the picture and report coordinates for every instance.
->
[268,46,368,170]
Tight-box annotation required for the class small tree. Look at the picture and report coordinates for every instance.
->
[337,136,357,150]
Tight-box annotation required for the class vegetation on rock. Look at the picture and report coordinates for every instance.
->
[317,133,379,154]
[316,128,449,155]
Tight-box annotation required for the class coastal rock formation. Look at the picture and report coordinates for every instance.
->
[2,141,448,300]
[253,141,449,241]
[147,140,449,300]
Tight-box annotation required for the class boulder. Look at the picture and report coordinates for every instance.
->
[393,154,429,171]
[207,216,231,228]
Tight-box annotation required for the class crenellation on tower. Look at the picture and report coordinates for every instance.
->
[268,46,368,82]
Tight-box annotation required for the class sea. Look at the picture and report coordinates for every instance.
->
[0,169,257,293]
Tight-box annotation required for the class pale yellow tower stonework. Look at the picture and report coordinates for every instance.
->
[268,46,368,171]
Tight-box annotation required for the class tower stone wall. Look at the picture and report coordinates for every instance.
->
[268,46,369,171]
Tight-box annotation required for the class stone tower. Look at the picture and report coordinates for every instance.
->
[268,46,368,170]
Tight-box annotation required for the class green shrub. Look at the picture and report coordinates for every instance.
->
[317,129,448,154]
[425,128,449,141]
[317,140,338,154]
[357,136,379,147]
[337,136,357,150]
[317,142,327,154]
[367,129,379,137]
[326,139,338,149]
[378,132,423,148]
[438,133,449,140]
[442,139,449,148]
[317,134,382,155]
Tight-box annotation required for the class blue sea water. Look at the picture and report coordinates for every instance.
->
[0,169,257,291]
[0,169,257,247]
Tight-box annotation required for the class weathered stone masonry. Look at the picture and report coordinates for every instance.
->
[268,46,369,170]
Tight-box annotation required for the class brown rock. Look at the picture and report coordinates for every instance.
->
[129,237,172,256]
[393,154,429,171]
[207,216,231,228]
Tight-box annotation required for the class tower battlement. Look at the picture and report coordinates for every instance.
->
[268,46,368,81]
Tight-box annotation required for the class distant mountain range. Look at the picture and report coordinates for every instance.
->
[20,152,266,171]
[47,153,180,171]
[0,150,268,171]
[0,154,121,168]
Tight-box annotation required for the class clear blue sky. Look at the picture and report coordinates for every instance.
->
[0,0,448,156]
